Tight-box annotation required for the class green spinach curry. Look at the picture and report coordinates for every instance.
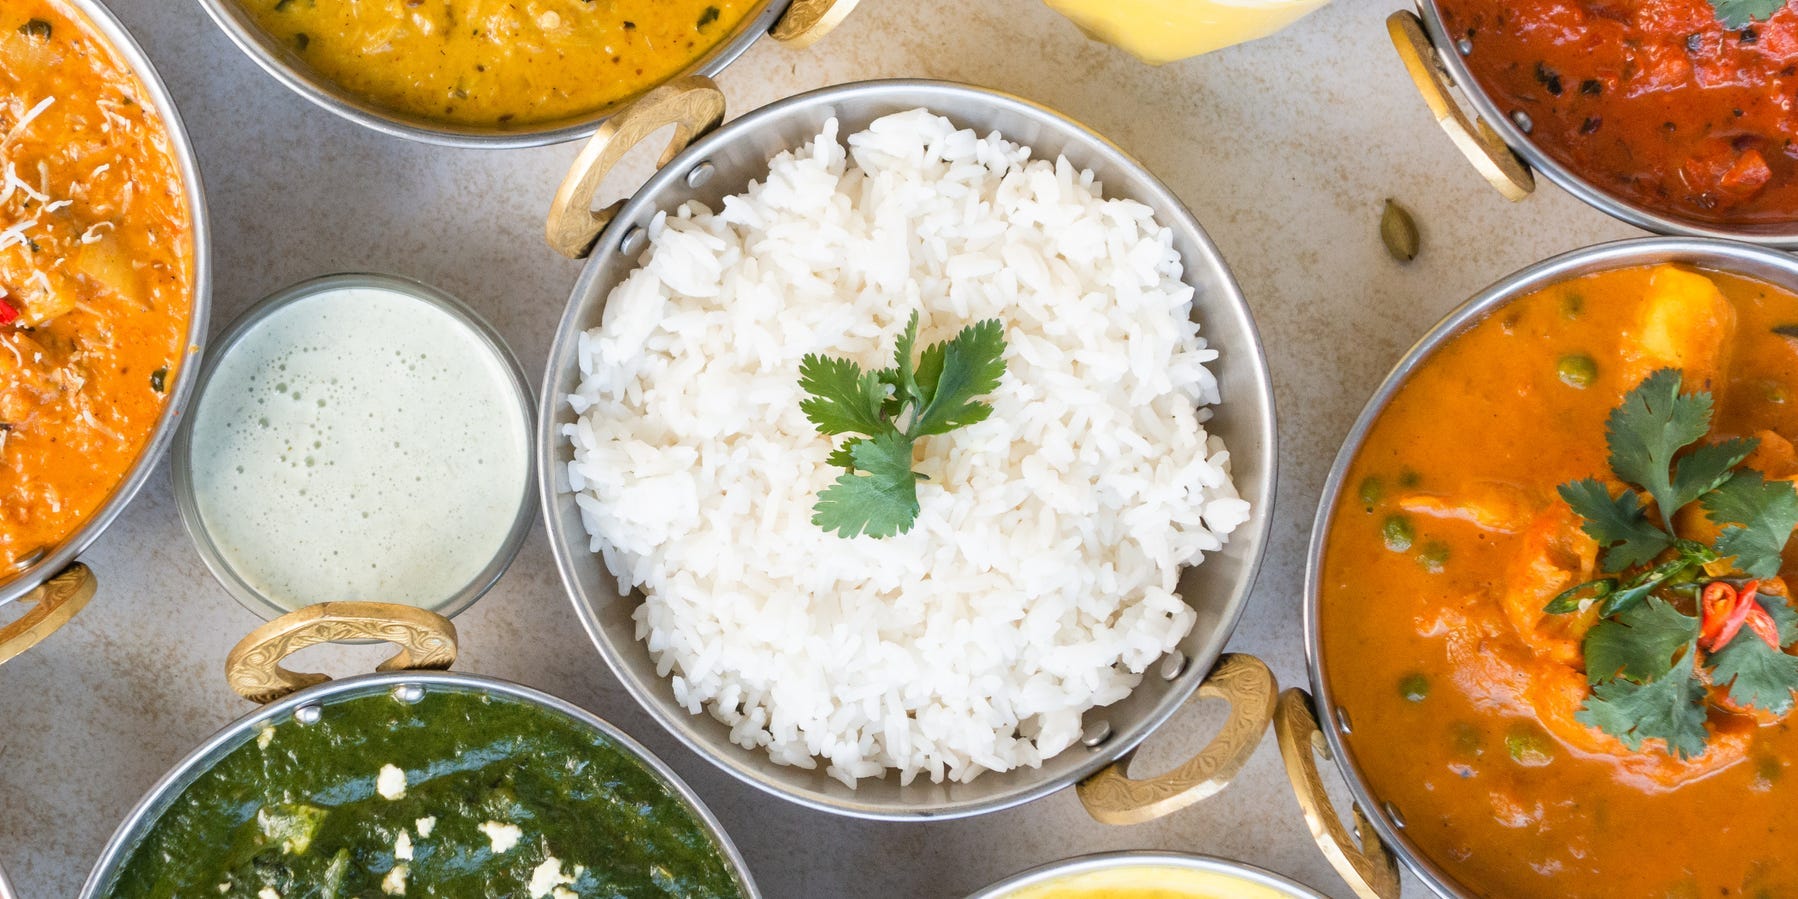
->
[104,687,742,898]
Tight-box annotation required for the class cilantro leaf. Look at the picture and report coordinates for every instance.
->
[799,355,887,436]
[1576,662,1709,759]
[1583,597,1699,685]
[1672,436,1759,510]
[1605,369,1713,524]
[1766,593,1798,644]
[1710,0,1787,29]
[911,319,1008,438]
[1701,470,1798,578]
[1557,478,1673,571]
[810,432,922,539]
[876,312,922,421]
[1710,629,1798,715]
[825,438,863,470]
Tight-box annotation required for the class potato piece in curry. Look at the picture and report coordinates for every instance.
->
[1323,264,1798,896]
[235,0,754,128]
[0,0,193,566]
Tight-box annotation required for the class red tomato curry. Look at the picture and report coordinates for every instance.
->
[1443,0,1798,226]
[0,0,194,567]
[1322,264,1798,896]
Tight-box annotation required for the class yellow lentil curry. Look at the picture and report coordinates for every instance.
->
[1323,264,1798,895]
[239,0,755,128]
[0,0,194,567]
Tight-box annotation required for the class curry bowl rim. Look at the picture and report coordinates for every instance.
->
[963,850,1331,899]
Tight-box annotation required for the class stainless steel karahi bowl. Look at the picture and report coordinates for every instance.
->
[80,604,759,898]
[969,851,1329,899]
[193,0,859,148]
[1276,237,1798,899]
[0,0,211,661]
[1388,5,1798,247]
[538,78,1279,820]
[168,273,536,624]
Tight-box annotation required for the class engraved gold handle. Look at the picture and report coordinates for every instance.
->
[0,563,96,666]
[1276,688,1402,899]
[224,601,459,704]
[545,75,727,260]
[770,0,862,49]
[1388,9,1534,201]
[1076,653,1278,825]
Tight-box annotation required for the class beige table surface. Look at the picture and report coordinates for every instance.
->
[0,0,1645,896]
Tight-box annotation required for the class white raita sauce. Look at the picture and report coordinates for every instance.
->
[189,285,529,612]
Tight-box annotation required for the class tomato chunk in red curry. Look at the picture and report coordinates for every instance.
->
[1444,0,1798,226]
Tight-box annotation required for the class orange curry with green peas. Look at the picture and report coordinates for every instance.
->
[0,0,194,567]
[1322,263,1798,896]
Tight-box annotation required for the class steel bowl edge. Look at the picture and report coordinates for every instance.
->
[0,0,212,609]
[537,78,1279,820]
[1412,1,1798,247]
[77,671,761,898]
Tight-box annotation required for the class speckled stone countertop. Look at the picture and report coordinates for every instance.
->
[0,1,1641,896]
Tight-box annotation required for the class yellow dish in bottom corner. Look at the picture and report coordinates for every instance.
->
[973,853,1326,899]
[1045,0,1329,65]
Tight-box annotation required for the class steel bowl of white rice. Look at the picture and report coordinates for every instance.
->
[537,79,1277,820]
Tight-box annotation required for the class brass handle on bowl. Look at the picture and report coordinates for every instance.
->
[1076,653,1277,825]
[1388,9,1534,201]
[0,562,96,666]
[1275,688,1402,899]
[545,75,728,260]
[770,0,862,49]
[224,601,458,704]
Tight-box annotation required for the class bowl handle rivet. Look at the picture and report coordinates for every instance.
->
[224,601,459,705]
[0,562,95,667]
[545,77,726,260]
[1074,653,1277,825]
[1275,688,1402,899]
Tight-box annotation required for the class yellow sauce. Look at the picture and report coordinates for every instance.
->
[1001,865,1304,899]
[1044,0,1329,64]
[236,0,754,128]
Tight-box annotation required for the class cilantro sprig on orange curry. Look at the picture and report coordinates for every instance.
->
[1545,369,1798,758]
[1321,263,1798,895]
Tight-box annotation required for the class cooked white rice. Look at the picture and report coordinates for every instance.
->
[564,109,1249,787]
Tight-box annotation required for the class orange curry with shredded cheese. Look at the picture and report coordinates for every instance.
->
[1323,264,1798,896]
[0,0,193,567]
